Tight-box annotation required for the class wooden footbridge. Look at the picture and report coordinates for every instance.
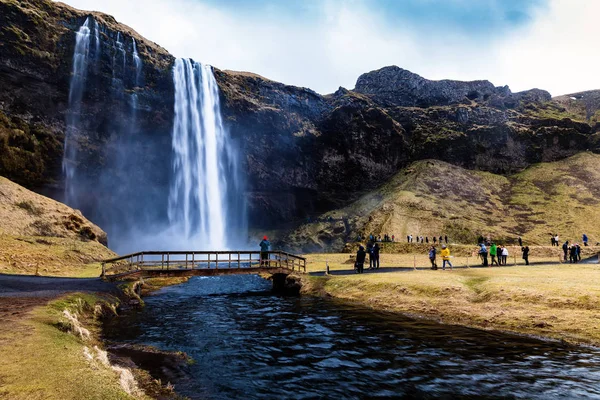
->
[101,250,306,281]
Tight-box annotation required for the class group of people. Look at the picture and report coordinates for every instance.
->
[562,241,583,263]
[427,245,453,270]
[356,234,395,243]
[477,243,513,266]
[354,242,381,273]
[409,235,448,244]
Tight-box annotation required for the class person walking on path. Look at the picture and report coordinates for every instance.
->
[554,234,560,247]
[522,246,530,265]
[501,246,509,265]
[479,243,489,266]
[259,236,271,266]
[355,246,366,274]
[429,246,437,270]
[583,234,588,246]
[562,241,569,262]
[372,243,381,269]
[490,243,499,266]
[441,245,453,270]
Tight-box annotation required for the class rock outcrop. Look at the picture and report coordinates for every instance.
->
[1,0,599,245]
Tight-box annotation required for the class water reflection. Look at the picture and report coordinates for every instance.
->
[106,275,600,399]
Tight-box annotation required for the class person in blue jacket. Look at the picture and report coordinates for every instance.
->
[260,236,270,266]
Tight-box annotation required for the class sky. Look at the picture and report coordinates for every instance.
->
[57,0,599,96]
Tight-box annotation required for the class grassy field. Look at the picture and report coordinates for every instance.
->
[302,252,600,346]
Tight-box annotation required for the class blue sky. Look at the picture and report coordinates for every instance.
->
[59,0,598,95]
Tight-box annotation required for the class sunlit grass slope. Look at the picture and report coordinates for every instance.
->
[288,152,600,251]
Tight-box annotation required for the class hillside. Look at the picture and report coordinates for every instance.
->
[0,175,115,276]
[283,152,600,252]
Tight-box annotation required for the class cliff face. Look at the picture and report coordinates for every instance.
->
[1,0,599,244]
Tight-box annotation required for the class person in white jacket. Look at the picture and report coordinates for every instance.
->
[501,246,509,265]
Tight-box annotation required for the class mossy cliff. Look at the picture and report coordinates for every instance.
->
[2,0,600,244]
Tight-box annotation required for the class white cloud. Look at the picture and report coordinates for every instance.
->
[57,0,598,96]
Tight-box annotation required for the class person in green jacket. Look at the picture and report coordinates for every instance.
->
[489,243,499,266]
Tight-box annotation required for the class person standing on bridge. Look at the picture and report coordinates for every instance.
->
[259,236,271,267]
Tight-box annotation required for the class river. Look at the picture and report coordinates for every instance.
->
[105,275,600,399]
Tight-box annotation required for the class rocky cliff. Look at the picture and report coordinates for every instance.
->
[1,0,600,248]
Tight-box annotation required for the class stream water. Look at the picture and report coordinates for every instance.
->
[106,276,600,399]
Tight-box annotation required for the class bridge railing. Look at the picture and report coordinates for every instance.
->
[101,250,307,277]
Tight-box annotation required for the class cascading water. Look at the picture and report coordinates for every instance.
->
[168,59,245,250]
[63,16,92,206]
[92,19,100,61]
[132,38,142,86]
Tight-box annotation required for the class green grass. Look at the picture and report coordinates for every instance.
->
[0,294,136,400]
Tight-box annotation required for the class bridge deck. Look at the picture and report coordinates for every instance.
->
[102,250,306,280]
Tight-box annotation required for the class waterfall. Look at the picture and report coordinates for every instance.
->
[132,38,142,86]
[63,17,92,206]
[168,59,244,250]
[93,19,100,60]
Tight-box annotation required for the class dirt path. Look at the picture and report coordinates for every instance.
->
[0,274,118,298]
[0,274,118,345]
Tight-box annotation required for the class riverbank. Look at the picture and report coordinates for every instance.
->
[302,253,600,346]
[0,281,186,399]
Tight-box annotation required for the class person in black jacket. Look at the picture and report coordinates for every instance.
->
[372,243,380,269]
[569,244,577,263]
[521,246,530,265]
[356,246,366,274]
[562,241,569,262]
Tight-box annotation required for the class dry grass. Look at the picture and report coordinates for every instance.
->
[0,176,107,244]
[0,235,116,277]
[288,152,600,250]
[302,254,600,345]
